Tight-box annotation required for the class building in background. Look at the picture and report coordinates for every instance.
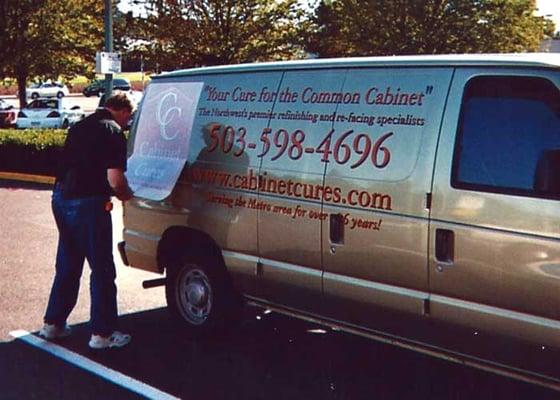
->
[541,37,560,52]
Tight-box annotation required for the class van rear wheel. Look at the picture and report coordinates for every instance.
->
[165,255,232,336]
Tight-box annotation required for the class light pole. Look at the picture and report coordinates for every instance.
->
[141,54,145,90]
[104,0,113,100]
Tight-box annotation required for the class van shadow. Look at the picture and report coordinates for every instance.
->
[0,337,143,400]
[8,306,555,400]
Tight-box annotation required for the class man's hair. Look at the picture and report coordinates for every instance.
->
[105,93,133,113]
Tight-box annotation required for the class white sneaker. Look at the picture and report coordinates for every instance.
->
[39,323,72,339]
[88,331,131,349]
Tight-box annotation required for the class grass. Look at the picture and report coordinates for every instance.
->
[0,129,66,149]
[69,71,151,85]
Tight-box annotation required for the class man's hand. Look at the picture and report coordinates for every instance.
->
[107,168,133,201]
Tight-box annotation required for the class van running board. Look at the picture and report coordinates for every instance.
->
[246,298,560,392]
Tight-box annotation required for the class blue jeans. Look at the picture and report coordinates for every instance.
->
[44,185,118,336]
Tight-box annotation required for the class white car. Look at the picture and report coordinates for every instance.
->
[16,98,85,129]
[0,98,12,110]
[26,82,70,100]
[0,98,17,127]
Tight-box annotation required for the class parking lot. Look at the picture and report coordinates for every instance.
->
[1,180,559,399]
[0,94,101,115]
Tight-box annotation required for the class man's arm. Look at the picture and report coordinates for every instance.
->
[107,168,133,201]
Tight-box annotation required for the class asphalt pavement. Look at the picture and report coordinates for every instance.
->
[1,179,559,399]
[0,179,166,339]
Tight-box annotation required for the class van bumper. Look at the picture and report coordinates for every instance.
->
[121,229,161,273]
[117,241,129,266]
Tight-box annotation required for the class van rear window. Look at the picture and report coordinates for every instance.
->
[452,76,560,198]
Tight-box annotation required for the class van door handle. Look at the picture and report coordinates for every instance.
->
[330,213,344,245]
[435,229,454,266]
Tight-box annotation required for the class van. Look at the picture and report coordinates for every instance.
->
[121,54,560,389]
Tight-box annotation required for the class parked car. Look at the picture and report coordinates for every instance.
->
[0,99,12,109]
[83,78,131,97]
[16,98,84,129]
[26,82,70,100]
[0,98,17,127]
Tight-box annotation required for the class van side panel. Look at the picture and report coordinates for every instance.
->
[126,72,285,293]
[256,69,348,310]
[321,68,454,332]
[431,68,560,352]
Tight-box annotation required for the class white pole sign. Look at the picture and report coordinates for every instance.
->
[95,52,122,74]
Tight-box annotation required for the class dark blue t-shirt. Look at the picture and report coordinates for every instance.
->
[56,109,127,199]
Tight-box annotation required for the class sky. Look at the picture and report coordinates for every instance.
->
[536,0,560,32]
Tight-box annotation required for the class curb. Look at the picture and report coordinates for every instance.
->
[0,171,54,185]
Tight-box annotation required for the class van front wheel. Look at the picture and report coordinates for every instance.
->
[165,256,229,335]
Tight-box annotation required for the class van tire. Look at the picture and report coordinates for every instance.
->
[165,254,233,336]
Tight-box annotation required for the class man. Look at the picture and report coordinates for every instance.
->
[39,93,134,349]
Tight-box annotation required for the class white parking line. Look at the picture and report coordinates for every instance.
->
[10,330,180,400]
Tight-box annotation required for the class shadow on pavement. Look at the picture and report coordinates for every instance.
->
[3,305,558,400]
[0,338,143,400]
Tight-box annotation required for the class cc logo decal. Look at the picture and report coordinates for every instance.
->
[157,91,182,141]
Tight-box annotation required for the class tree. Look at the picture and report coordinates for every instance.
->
[307,0,554,57]
[0,0,104,107]
[127,0,311,71]
[113,6,152,72]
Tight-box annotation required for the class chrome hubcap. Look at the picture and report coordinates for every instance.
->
[186,279,208,307]
[177,268,212,325]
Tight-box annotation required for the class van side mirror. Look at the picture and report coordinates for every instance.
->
[534,149,560,196]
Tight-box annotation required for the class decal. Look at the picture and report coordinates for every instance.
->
[181,78,441,230]
[188,165,392,217]
[202,188,384,232]
[203,124,394,169]
[127,82,204,200]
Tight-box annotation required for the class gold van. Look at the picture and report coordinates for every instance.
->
[121,54,560,389]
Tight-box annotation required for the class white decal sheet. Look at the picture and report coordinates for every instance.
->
[127,82,204,200]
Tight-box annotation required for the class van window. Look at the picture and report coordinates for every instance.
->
[452,76,560,198]
[331,68,450,182]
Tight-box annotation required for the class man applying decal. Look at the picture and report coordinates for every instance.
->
[40,93,134,349]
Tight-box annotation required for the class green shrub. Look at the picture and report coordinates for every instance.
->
[0,129,66,176]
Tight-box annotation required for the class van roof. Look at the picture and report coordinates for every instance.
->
[155,53,560,79]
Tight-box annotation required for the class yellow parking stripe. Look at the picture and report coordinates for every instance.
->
[0,172,55,185]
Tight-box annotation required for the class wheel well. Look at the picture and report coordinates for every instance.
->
[157,226,225,274]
